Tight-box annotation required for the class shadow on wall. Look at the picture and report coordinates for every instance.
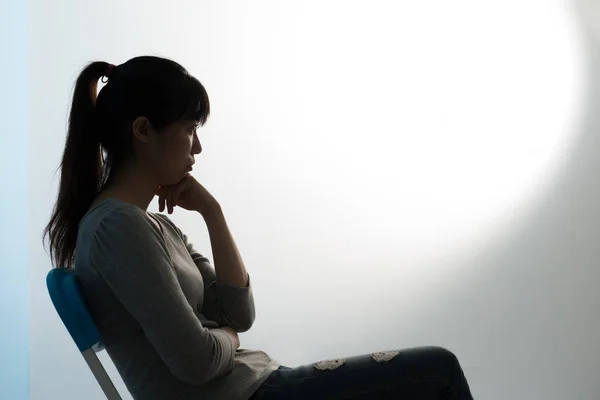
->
[409,5,600,399]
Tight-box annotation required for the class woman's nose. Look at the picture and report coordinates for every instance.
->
[192,133,202,155]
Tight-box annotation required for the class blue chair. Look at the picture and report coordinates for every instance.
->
[47,268,122,400]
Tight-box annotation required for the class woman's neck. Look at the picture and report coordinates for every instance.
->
[97,165,158,211]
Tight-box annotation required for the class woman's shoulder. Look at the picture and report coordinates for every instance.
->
[75,199,141,271]
[77,199,159,256]
[76,199,161,268]
[80,198,146,233]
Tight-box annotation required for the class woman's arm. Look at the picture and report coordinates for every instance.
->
[157,175,256,331]
[155,211,256,332]
[197,205,256,332]
[202,204,249,288]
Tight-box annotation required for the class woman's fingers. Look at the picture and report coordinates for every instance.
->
[168,184,176,214]
[158,176,190,214]
[160,194,166,213]
[168,177,188,214]
[158,186,170,213]
[170,180,189,213]
[157,186,166,212]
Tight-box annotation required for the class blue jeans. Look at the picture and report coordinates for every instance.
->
[250,346,474,400]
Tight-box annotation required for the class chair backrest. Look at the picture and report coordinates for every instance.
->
[47,268,122,400]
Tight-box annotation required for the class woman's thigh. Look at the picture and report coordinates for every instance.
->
[251,346,473,400]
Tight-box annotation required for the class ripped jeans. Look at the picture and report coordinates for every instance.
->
[250,346,474,400]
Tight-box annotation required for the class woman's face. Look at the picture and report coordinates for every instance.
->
[136,118,202,185]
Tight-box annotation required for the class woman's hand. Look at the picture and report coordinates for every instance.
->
[156,174,220,216]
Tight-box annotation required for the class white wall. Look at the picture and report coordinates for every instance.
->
[28,1,599,399]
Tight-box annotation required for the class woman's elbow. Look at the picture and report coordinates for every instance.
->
[225,313,255,332]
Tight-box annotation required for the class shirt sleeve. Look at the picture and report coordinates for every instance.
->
[188,248,256,333]
[156,214,256,332]
[89,205,236,386]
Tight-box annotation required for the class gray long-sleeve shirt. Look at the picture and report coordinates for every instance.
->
[75,198,278,400]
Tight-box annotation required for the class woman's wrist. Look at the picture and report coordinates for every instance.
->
[197,201,223,222]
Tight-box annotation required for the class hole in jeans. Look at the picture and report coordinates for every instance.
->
[371,351,400,362]
[314,359,345,371]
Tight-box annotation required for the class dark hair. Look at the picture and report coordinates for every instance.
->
[44,56,210,268]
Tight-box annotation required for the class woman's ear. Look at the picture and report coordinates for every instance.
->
[131,117,154,143]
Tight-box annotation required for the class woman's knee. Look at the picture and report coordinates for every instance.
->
[428,346,459,360]
[421,346,462,371]
[423,346,472,398]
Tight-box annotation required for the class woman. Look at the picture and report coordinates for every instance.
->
[45,56,474,400]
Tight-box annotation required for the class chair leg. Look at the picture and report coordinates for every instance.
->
[81,349,122,400]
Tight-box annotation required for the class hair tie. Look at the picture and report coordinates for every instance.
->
[101,64,116,83]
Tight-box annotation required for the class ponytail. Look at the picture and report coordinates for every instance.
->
[44,61,110,268]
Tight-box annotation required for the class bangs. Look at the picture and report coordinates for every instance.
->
[169,75,210,126]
